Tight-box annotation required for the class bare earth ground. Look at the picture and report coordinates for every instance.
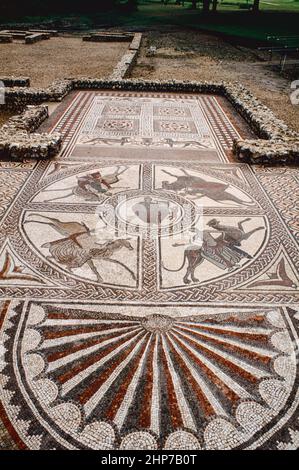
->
[132,31,299,132]
[0,37,128,87]
[0,37,129,125]
[1,32,298,132]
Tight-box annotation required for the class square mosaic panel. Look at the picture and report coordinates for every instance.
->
[102,104,142,116]
[153,119,198,135]
[153,105,192,118]
[96,117,139,135]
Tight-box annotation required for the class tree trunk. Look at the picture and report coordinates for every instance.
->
[212,0,218,11]
[202,0,210,13]
[252,0,260,12]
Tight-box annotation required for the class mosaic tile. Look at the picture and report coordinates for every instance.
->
[0,90,298,450]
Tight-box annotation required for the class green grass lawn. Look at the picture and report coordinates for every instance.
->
[102,1,299,42]
[213,0,299,12]
[137,0,299,13]
[3,0,299,43]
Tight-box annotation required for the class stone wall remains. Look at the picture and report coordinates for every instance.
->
[0,75,298,164]
[0,76,30,87]
[0,105,62,160]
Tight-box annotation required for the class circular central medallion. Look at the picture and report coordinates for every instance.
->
[142,314,175,332]
[117,195,182,230]
[103,191,198,238]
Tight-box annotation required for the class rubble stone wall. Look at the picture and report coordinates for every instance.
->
[0,76,298,164]
[1,79,73,111]
[0,35,12,43]
[0,105,62,161]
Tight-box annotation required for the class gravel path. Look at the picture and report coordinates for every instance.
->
[132,31,299,132]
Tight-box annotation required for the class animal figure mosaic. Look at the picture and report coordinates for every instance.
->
[164,218,264,284]
[24,215,135,282]
[81,136,210,149]
[161,168,252,205]
[44,166,128,202]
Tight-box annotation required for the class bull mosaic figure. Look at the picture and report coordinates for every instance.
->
[161,168,253,205]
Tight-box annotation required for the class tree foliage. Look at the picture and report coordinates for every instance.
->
[0,0,137,19]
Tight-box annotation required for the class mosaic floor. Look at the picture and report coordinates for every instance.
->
[0,91,298,450]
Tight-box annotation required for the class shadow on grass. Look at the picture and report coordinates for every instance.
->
[1,6,299,43]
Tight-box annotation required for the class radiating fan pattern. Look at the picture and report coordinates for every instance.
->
[31,307,281,438]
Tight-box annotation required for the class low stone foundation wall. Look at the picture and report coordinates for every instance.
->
[109,33,143,80]
[129,33,143,51]
[46,79,74,102]
[222,83,299,164]
[0,76,30,87]
[223,84,298,141]
[0,29,57,44]
[25,32,50,44]
[2,87,51,111]
[0,105,62,160]
[233,139,299,164]
[0,35,12,43]
[109,50,139,80]
[0,77,298,164]
[2,105,49,132]
[83,32,134,42]
[29,29,58,37]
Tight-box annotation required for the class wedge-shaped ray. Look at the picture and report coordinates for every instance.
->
[150,335,160,435]
[43,318,140,327]
[160,335,198,430]
[41,324,139,349]
[175,324,278,363]
[83,333,150,417]
[108,334,153,428]
[166,333,232,417]
[179,321,273,337]
[47,327,142,373]
[42,322,137,339]
[61,330,145,396]
[173,328,271,381]
[169,330,254,402]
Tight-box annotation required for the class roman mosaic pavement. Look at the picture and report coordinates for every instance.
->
[0,90,298,450]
